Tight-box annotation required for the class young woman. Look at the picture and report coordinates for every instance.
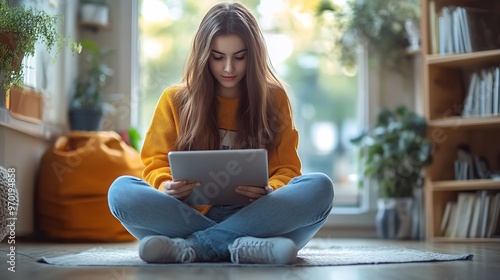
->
[108,2,334,264]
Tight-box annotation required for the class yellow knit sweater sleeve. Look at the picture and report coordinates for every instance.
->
[141,86,181,190]
[267,88,302,190]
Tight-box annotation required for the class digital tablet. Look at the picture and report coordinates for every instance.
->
[168,149,269,205]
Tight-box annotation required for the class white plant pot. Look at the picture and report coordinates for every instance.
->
[376,197,415,239]
[80,4,109,26]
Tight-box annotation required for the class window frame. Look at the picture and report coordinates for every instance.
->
[326,46,378,227]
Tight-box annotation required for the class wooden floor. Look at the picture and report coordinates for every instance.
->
[1,238,499,280]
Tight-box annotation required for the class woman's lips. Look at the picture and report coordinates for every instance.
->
[222,75,236,81]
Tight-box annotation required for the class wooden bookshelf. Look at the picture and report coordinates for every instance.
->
[421,0,500,242]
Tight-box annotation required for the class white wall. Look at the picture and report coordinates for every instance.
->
[0,128,49,236]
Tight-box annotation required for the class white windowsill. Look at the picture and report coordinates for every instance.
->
[326,208,376,227]
[0,107,63,140]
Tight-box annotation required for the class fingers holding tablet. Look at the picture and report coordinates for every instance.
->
[163,180,200,200]
[235,185,273,201]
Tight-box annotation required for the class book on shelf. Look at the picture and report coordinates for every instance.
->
[480,193,491,237]
[468,193,482,237]
[433,4,500,55]
[494,67,500,115]
[453,145,493,180]
[438,6,453,54]
[483,70,493,116]
[455,145,474,180]
[487,192,500,238]
[458,193,476,238]
[443,201,458,237]
[451,192,475,238]
[475,190,488,237]
[462,71,478,117]
[429,0,439,54]
[441,201,453,235]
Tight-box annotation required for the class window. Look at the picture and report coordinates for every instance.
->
[138,0,366,210]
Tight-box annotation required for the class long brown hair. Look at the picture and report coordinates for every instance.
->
[173,2,287,151]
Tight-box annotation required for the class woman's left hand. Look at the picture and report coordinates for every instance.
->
[236,185,274,201]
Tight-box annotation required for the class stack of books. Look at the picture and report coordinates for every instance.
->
[429,2,500,55]
[454,145,492,180]
[462,66,500,117]
[441,191,500,238]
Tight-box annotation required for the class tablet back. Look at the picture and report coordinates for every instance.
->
[168,149,268,205]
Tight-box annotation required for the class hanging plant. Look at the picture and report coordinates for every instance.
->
[317,0,421,71]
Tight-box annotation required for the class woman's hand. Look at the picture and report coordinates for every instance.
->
[162,180,200,201]
[235,185,274,202]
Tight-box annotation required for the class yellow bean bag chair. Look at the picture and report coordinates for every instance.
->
[37,131,143,242]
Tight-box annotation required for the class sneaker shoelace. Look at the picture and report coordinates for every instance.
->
[172,241,196,263]
[230,240,275,264]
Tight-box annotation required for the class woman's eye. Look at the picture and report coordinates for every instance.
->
[235,56,245,60]
[213,56,224,61]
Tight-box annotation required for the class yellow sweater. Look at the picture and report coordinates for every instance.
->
[141,86,302,214]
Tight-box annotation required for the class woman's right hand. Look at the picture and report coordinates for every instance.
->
[162,180,200,201]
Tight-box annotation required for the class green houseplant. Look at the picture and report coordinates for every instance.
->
[69,38,113,131]
[350,105,432,239]
[316,0,420,71]
[351,105,433,198]
[0,0,80,103]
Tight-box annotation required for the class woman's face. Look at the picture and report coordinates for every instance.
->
[209,34,247,98]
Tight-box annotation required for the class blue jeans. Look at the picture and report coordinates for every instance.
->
[108,173,334,261]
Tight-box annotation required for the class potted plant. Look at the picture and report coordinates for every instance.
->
[69,38,113,131]
[350,105,433,239]
[0,0,80,106]
[316,0,420,71]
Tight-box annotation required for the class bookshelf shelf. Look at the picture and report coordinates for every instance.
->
[429,116,500,128]
[426,49,500,67]
[431,237,499,243]
[422,0,500,242]
[433,179,500,191]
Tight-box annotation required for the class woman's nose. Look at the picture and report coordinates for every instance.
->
[224,58,233,73]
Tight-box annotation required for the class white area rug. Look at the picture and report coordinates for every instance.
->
[38,245,473,267]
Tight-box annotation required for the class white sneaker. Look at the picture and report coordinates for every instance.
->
[139,235,196,263]
[228,237,297,264]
